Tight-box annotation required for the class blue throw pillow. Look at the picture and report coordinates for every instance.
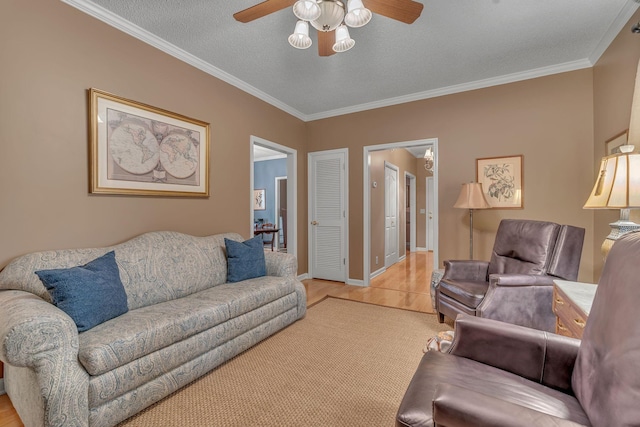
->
[225,236,266,283]
[35,251,129,332]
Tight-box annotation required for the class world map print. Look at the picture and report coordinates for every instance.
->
[107,108,200,185]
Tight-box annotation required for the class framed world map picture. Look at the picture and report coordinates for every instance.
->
[89,88,210,197]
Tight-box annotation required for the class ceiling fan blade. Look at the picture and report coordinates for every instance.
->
[365,0,424,24]
[318,30,336,57]
[234,0,296,23]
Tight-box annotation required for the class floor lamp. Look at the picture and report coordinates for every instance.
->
[454,182,491,259]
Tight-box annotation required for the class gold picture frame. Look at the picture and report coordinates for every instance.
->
[89,88,209,197]
[476,155,524,209]
[605,130,628,156]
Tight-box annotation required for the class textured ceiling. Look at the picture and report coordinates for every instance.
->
[65,0,638,121]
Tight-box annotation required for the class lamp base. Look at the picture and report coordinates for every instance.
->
[602,209,640,260]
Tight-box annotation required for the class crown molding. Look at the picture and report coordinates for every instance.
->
[588,0,640,65]
[306,59,593,121]
[60,0,308,121]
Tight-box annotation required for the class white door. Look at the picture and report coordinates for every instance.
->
[427,177,435,251]
[308,150,347,282]
[385,162,399,267]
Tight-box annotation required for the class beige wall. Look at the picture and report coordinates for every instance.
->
[308,70,595,282]
[0,0,308,271]
[4,0,637,286]
[592,9,640,281]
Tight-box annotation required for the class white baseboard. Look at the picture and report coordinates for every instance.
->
[416,247,428,252]
[399,254,407,262]
[297,273,310,281]
[347,278,365,287]
[0,378,5,395]
[370,267,386,280]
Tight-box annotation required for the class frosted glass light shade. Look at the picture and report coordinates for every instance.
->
[345,0,372,27]
[293,0,321,21]
[333,24,355,52]
[288,20,312,49]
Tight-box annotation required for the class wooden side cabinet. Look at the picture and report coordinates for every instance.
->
[552,280,597,339]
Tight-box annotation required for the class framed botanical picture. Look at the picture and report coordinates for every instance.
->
[476,155,524,209]
[89,88,210,197]
[254,189,266,210]
[605,130,628,155]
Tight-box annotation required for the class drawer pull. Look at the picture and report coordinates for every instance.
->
[557,322,568,331]
[555,298,564,305]
[574,318,586,328]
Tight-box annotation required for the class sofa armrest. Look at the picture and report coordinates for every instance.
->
[449,314,579,392]
[0,290,89,426]
[264,251,298,277]
[432,384,586,427]
[489,273,555,287]
[442,260,489,282]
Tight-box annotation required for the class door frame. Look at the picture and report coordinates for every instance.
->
[274,176,287,252]
[384,161,400,268]
[426,176,435,251]
[363,138,439,287]
[405,172,417,253]
[250,136,297,261]
[307,148,349,283]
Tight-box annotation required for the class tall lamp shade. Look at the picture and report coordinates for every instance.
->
[454,183,491,259]
[584,57,640,260]
[584,147,640,259]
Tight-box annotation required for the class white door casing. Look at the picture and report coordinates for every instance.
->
[385,162,399,267]
[427,176,435,251]
[308,149,348,282]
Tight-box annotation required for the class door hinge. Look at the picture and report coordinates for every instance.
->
[343,258,346,265]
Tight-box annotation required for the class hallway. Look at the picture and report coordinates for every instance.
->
[304,251,434,313]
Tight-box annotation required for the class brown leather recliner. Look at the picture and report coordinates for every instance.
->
[397,230,640,427]
[436,219,585,332]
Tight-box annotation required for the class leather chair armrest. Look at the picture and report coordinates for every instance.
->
[442,260,489,282]
[449,314,580,392]
[489,273,555,287]
[432,384,587,427]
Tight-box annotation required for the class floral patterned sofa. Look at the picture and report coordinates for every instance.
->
[0,231,306,427]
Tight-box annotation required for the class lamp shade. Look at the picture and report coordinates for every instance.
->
[293,0,321,21]
[333,24,355,52]
[288,20,312,49]
[345,0,372,27]
[584,150,640,209]
[454,183,491,209]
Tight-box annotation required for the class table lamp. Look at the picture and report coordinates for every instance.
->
[584,58,640,260]
[454,182,491,259]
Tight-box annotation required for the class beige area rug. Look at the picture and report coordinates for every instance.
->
[119,297,450,427]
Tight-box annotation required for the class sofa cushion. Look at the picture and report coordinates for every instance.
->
[225,236,266,282]
[78,295,230,376]
[78,275,295,376]
[35,251,128,332]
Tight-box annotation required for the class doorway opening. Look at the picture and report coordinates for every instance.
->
[363,138,438,287]
[250,136,297,260]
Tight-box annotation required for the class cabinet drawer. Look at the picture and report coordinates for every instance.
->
[553,288,587,339]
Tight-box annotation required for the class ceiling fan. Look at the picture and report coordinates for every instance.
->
[233,0,424,57]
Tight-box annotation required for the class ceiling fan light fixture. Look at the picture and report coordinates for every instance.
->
[288,20,312,49]
[310,0,345,32]
[344,0,371,27]
[333,24,355,52]
[293,0,321,21]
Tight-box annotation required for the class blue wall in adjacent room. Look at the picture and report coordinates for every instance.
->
[254,158,286,225]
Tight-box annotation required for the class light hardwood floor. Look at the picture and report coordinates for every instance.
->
[0,250,435,427]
